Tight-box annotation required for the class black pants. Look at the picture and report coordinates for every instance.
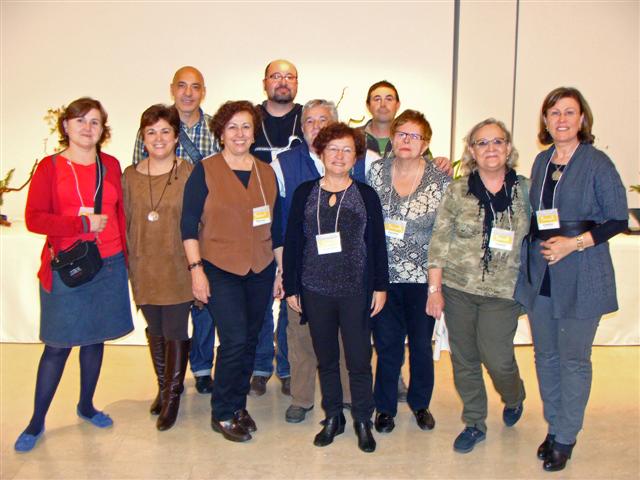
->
[204,260,275,421]
[372,283,435,416]
[302,288,374,422]
[139,303,191,340]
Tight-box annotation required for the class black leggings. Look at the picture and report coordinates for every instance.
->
[139,302,191,340]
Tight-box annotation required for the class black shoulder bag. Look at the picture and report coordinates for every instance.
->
[50,154,104,287]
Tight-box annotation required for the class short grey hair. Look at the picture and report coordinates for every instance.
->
[302,99,338,122]
[460,118,519,175]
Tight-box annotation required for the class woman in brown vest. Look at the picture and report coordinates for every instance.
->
[181,101,284,443]
[123,104,193,431]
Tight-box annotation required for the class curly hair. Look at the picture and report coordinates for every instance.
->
[538,86,594,145]
[209,100,262,142]
[57,97,111,148]
[460,118,519,175]
[312,123,366,158]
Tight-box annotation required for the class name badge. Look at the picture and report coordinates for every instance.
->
[78,206,94,215]
[536,208,560,230]
[253,205,271,226]
[316,232,342,255]
[489,227,515,251]
[384,218,407,240]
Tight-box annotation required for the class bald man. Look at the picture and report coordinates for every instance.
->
[249,59,305,397]
[132,66,218,165]
[251,59,305,164]
[131,66,219,396]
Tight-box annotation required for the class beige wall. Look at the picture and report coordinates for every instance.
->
[0,1,454,219]
[456,1,639,209]
[1,0,638,221]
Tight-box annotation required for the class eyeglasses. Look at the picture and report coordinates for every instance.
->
[268,72,298,82]
[325,145,355,155]
[394,131,424,142]
[472,138,507,149]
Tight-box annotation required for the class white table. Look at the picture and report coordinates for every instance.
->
[2,221,639,345]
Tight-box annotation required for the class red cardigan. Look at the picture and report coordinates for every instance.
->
[25,152,128,292]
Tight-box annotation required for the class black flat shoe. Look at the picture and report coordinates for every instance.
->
[374,412,395,433]
[195,375,213,394]
[537,434,555,460]
[314,413,345,447]
[354,420,376,453]
[543,442,575,472]
[413,408,435,430]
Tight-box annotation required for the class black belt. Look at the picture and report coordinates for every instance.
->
[526,219,596,282]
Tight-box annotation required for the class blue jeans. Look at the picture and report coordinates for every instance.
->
[189,304,215,377]
[371,283,435,416]
[253,297,290,378]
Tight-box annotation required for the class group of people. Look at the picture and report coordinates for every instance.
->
[15,59,628,472]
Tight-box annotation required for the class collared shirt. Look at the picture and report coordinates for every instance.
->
[132,108,219,165]
[271,150,324,197]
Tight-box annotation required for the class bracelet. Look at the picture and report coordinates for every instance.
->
[428,285,442,294]
[576,235,585,252]
[187,260,203,271]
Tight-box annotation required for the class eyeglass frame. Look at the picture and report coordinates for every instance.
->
[394,130,425,142]
[471,137,508,149]
[267,72,298,82]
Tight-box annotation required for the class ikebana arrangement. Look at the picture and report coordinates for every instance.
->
[0,106,63,226]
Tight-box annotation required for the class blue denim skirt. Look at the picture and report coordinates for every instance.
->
[40,252,134,347]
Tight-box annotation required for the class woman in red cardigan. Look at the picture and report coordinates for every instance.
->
[15,97,133,453]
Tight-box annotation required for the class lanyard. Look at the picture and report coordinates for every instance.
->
[257,115,300,151]
[251,157,268,206]
[316,180,351,234]
[386,159,422,220]
[67,154,102,208]
[538,143,579,209]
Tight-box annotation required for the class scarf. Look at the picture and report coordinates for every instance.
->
[467,168,519,280]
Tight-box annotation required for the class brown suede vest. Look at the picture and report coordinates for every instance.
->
[200,153,277,275]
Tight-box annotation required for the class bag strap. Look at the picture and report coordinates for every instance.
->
[518,174,531,220]
[94,153,104,214]
[178,129,204,163]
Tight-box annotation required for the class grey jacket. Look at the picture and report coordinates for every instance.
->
[514,143,628,318]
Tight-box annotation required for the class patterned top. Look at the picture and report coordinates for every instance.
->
[132,109,219,165]
[429,175,531,299]
[301,182,367,297]
[368,156,450,283]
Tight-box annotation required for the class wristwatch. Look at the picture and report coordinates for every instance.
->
[428,285,442,294]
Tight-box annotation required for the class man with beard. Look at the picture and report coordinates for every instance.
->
[132,66,218,396]
[249,59,304,396]
[251,59,304,164]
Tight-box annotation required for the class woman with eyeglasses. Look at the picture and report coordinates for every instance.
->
[426,119,529,454]
[514,88,627,472]
[367,109,450,436]
[283,122,388,453]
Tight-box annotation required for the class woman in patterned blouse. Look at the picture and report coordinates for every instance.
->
[367,109,450,436]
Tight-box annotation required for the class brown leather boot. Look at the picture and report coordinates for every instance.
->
[145,329,165,415]
[157,339,190,431]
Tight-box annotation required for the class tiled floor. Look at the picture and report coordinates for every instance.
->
[1,343,638,479]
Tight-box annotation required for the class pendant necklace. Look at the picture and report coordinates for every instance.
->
[551,163,564,181]
[147,159,177,222]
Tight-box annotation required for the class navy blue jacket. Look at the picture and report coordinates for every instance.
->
[278,143,322,235]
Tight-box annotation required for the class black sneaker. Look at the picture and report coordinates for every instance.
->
[195,375,213,394]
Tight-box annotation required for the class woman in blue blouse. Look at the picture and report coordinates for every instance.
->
[515,87,628,472]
